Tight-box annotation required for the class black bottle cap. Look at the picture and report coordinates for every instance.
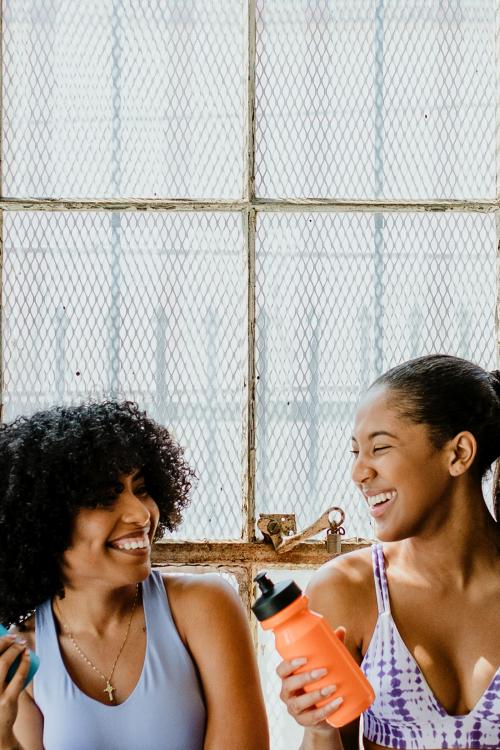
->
[251,571,302,621]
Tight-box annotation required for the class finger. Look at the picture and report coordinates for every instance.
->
[287,684,338,715]
[335,626,346,643]
[280,667,328,699]
[0,641,28,685]
[0,634,18,654]
[3,649,31,698]
[276,657,307,679]
[306,696,344,726]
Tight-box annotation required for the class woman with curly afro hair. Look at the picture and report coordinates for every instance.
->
[0,401,269,750]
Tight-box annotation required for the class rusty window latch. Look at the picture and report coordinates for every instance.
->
[257,507,346,555]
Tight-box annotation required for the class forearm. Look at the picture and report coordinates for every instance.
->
[299,726,345,750]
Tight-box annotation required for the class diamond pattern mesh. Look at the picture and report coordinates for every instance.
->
[255,0,496,199]
[255,212,496,539]
[2,4,499,746]
[3,0,246,199]
[3,211,246,539]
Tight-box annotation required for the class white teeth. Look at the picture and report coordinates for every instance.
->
[113,537,149,551]
[367,491,397,507]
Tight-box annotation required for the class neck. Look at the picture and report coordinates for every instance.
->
[54,582,140,637]
[395,483,500,588]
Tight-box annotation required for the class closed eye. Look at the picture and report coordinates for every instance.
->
[373,446,390,452]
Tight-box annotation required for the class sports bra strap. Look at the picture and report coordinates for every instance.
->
[371,543,391,614]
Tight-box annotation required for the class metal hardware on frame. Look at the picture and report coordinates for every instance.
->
[257,506,346,555]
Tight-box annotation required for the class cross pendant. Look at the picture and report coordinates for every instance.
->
[104,681,115,702]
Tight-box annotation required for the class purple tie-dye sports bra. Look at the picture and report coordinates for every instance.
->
[361,544,500,750]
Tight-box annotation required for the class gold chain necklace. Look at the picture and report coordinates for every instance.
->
[54,584,139,703]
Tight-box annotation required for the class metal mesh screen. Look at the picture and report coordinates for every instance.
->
[255,211,496,538]
[3,211,247,539]
[255,0,496,199]
[3,0,246,199]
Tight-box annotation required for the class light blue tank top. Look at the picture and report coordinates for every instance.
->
[34,570,206,750]
[361,544,500,749]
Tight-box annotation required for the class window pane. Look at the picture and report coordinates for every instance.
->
[255,212,496,537]
[3,0,246,199]
[256,0,496,199]
[3,211,246,539]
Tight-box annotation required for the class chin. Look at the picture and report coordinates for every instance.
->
[374,523,409,543]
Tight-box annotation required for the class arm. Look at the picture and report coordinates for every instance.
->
[278,635,356,750]
[9,692,43,750]
[7,624,44,750]
[166,574,269,750]
[278,550,376,750]
[0,634,43,750]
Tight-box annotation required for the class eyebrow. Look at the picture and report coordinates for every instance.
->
[132,469,144,481]
[351,431,399,442]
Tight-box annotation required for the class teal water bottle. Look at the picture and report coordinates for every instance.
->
[0,624,40,687]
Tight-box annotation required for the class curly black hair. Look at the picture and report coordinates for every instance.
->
[0,401,195,625]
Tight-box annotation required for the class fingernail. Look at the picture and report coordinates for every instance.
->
[320,685,336,697]
[290,658,307,668]
[310,668,327,679]
[15,637,27,645]
[326,696,344,712]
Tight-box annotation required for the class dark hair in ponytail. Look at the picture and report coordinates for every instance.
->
[371,354,500,520]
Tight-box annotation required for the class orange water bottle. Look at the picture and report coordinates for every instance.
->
[252,571,375,728]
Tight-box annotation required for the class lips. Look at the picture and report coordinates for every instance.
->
[364,490,397,518]
[107,527,151,552]
[365,490,397,508]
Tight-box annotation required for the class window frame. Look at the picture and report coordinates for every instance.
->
[0,0,498,622]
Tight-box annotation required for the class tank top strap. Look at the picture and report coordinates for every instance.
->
[143,569,174,629]
[34,598,62,664]
[371,543,391,614]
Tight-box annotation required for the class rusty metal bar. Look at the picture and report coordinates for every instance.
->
[245,0,256,202]
[152,538,372,568]
[243,207,257,542]
[0,197,497,213]
[241,0,257,543]
[0,198,247,212]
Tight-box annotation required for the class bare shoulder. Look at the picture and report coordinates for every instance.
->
[308,546,374,599]
[161,572,243,641]
[306,547,377,654]
[162,570,239,608]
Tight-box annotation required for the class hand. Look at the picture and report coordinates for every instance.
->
[277,627,346,733]
[0,634,31,744]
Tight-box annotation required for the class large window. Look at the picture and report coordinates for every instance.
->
[2,1,498,746]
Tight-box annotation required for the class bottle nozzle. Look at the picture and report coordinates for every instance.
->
[252,571,302,621]
[254,571,274,594]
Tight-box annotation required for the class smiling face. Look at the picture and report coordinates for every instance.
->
[61,469,160,588]
[350,385,457,542]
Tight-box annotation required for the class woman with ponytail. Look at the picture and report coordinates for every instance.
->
[278,354,500,750]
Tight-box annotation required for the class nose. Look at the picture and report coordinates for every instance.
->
[119,489,151,526]
[351,452,376,486]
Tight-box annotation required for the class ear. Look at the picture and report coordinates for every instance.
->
[447,431,477,477]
